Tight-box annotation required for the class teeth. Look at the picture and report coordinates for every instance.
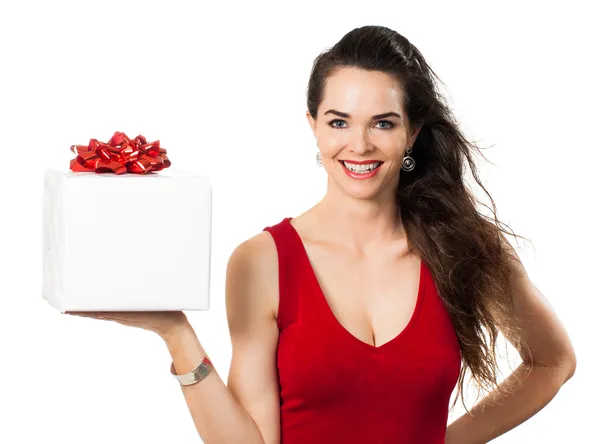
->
[342,161,381,173]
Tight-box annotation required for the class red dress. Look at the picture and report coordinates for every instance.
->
[263,217,462,444]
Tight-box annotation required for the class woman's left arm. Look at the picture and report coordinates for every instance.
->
[445,239,577,444]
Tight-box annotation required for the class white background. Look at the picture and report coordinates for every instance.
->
[0,0,597,442]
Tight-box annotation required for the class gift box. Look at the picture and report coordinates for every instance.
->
[42,167,212,312]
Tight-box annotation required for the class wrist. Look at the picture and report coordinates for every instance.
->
[160,317,193,344]
[161,320,207,375]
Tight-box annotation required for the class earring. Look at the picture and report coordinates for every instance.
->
[316,151,323,167]
[401,147,416,172]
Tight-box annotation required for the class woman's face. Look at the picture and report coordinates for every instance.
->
[307,67,420,200]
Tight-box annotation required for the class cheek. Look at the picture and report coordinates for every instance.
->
[379,139,406,160]
[318,139,345,157]
[319,131,346,148]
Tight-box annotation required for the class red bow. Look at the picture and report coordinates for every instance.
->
[69,131,171,174]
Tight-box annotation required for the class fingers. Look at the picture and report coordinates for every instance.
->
[65,311,136,322]
[65,311,90,317]
[65,311,108,319]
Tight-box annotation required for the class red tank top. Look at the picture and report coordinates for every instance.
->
[263,217,462,444]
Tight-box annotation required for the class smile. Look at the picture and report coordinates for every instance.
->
[339,160,384,179]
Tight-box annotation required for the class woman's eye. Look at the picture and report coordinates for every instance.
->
[328,119,347,129]
[376,120,395,130]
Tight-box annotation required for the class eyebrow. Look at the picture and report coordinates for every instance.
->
[323,109,402,120]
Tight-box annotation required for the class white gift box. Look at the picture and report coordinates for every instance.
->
[42,169,211,312]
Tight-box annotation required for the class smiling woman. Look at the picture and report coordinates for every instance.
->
[278,25,574,443]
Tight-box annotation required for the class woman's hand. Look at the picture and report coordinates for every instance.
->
[65,310,189,340]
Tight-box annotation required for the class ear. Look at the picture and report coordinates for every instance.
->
[306,110,317,139]
[409,124,422,147]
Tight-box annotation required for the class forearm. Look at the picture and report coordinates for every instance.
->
[163,322,266,444]
[446,362,574,444]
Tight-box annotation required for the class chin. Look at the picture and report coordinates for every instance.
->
[334,180,384,200]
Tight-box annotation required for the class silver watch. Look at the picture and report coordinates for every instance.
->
[170,356,213,386]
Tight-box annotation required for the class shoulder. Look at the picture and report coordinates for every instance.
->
[229,230,279,270]
[226,230,280,321]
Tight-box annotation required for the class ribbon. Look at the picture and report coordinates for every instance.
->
[69,131,171,174]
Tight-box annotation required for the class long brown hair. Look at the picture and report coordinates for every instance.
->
[306,25,533,414]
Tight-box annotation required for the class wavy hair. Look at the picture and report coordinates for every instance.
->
[306,25,534,414]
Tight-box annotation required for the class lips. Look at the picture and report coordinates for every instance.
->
[339,160,384,179]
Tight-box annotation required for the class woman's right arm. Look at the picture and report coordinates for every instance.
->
[162,232,281,444]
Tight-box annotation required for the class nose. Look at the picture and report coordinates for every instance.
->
[349,128,374,155]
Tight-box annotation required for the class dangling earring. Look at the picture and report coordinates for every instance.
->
[401,147,416,172]
[316,151,323,167]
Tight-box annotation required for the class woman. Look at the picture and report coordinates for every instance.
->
[69,25,577,443]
